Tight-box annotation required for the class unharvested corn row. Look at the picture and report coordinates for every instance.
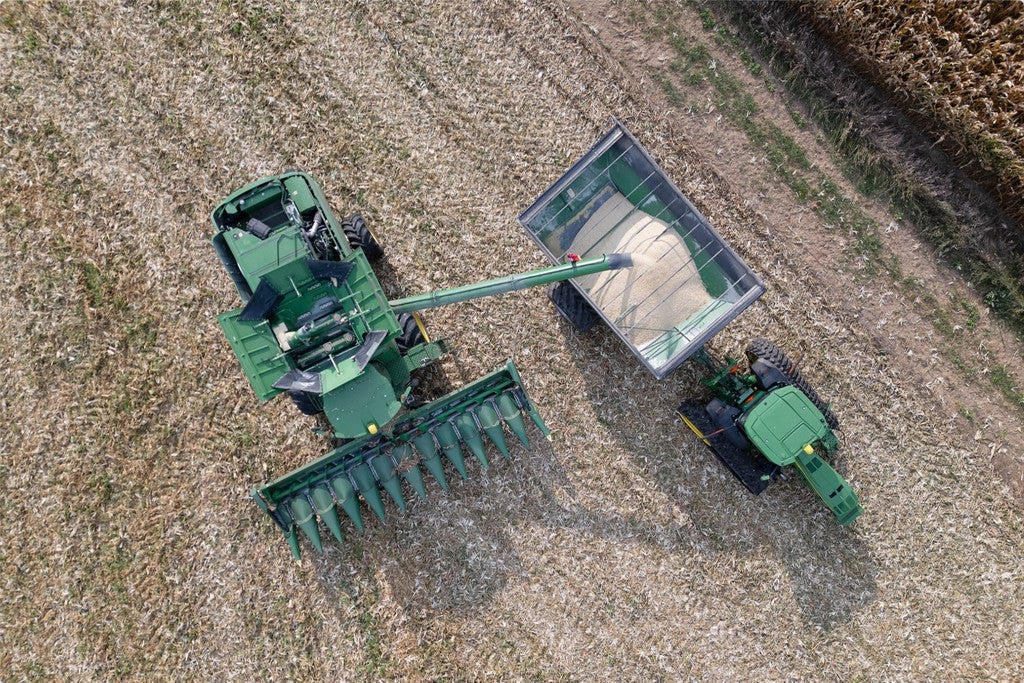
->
[796,0,1024,225]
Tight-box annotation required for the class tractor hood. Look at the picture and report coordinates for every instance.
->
[741,386,831,466]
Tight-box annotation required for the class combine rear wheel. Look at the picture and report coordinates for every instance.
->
[342,212,383,261]
[745,338,840,430]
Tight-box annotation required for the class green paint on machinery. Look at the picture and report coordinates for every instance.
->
[522,119,861,526]
[210,171,632,562]
[677,340,862,526]
[214,120,863,567]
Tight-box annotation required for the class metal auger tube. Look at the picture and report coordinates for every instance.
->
[388,253,633,315]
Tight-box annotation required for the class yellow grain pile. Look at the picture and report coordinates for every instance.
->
[798,0,1024,225]
[568,192,712,347]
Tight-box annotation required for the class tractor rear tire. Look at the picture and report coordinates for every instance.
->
[548,281,600,333]
[396,312,426,353]
[288,390,324,416]
[342,212,383,261]
[745,337,840,430]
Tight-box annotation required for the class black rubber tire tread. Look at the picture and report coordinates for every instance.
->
[706,398,752,451]
[548,281,600,333]
[396,312,426,354]
[745,337,840,430]
[340,212,364,246]
[677,401,776,494]
[342,212,383,261]
[288,390,324,416]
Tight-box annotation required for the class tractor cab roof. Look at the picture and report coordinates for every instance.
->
[741,386,831,466]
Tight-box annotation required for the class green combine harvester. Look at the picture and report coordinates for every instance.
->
[210,120,860,562]
[210,171,631,561]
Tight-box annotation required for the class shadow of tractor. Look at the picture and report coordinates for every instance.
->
[559,322,878,630]
[302,320,875,633]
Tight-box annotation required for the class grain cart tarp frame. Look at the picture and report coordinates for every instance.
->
[519,118,766,378]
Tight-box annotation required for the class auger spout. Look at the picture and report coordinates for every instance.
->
[388,253,633,314]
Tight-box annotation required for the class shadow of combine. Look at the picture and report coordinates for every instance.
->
[305,435,569,614]
[303,320,874,632]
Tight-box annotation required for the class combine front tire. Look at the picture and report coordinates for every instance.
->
[745,338,840,430]
[396,312,427,353]
[288,390,324,416]
[342,212,383,261]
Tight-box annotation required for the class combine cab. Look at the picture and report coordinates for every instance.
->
[210,172,631,561]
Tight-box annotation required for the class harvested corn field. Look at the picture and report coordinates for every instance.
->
[795,0,1024,230]
[2,1,1024,680]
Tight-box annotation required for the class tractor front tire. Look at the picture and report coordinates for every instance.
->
[342,212,383,261]
[288,390,324,416]
[745,337,840,430]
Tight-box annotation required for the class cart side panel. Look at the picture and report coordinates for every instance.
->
[519,119,765,378]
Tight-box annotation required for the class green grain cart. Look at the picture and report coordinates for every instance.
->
[519,119,861,526]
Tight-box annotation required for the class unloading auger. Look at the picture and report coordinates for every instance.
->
[210,171,632,561]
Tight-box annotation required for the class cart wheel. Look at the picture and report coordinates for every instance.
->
[396,312,427,353]
[288,390,324,416]
[548,281,600,333]
[745,338,840,430]
[342,212,383,261]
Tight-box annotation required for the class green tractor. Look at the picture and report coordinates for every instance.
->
[518,118,861,527]
[677,341,862,526]
[210,171,631,561]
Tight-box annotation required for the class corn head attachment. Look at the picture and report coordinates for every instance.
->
[253,361,546,562]
[209,171,631,561]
